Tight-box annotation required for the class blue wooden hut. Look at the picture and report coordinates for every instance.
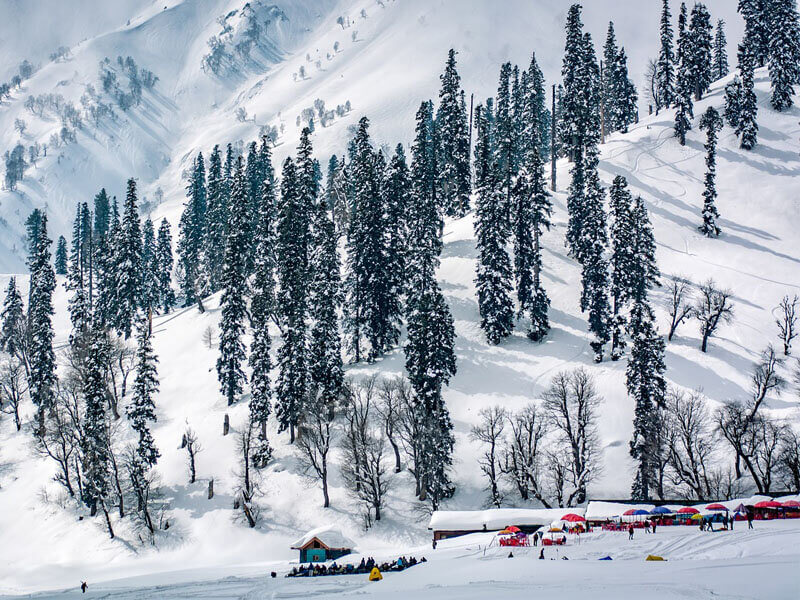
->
[291,527,355,563]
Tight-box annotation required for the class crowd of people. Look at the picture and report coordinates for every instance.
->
[286,555,425,578]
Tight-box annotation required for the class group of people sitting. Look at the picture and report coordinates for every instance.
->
[286,555,426,578]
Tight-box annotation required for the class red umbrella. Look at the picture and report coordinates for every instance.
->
[561,513,586,522]
[677,507,699,514]
[506,526,521,533]
[623,509,638,516]
[706,503,728,511]
[754,500,782,509]
[782,500,800,508]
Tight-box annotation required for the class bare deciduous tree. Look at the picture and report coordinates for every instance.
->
[775,294,798,356]
[37,384,82,498]
[777,428,800,491]
[541,369,601,506]
[235,416,261,528]
[471,406,507,507]
[0,357,27,431]
[663,389,717,500]
[377,377,409,474]
[501,404,550,505]
[695,280,734,352]
[181,425,201,484]
[296,399,336,508]
[666,277,694,341]
[341,378,390,527]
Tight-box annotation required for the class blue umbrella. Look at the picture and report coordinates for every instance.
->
[651,506,672,515]
[632,509,651,516]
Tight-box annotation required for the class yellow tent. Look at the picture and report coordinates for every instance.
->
[369,567,383,581]
[645,555,666,561]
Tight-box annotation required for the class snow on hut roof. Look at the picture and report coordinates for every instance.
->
[585,502,654,520]
[290,526,356,550]
[428,508,580,531]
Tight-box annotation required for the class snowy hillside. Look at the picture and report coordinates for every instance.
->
[0,0,798,596]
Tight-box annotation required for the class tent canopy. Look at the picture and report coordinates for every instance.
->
[561,513,586,522]
[650,506,672,515]
[706,503,727,511]
[754,500,782,509]
[428,508,579,531]
[677,507,699,514]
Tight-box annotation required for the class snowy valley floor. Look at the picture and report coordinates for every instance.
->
[8,520,799,599]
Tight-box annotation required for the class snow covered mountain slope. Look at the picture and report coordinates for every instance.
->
[0,0,743,271]
[0,0,797,595]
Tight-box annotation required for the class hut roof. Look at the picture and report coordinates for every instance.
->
[428,508,578,531]
[291,526,355,550]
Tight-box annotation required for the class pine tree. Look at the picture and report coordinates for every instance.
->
[410,101,442,263]
[713,19,729,81]
[81,329,110,516]
[699,107,723,237]
[275,157,308,442]
[93,188,111,242]
[66,205,90,338]
[629,197,660,305]
[627,299,667,501]
[94,197,119,327]
[738,0,772,68]
[249,160,277,465]
[524,52,551,160]
[436,49,471,217]
[177,153,206,305]
[28,213,56,430]
[343,118,396,361]
[495,62,517,219]
[688,3,713,100]
[604,43,638,134]
[737,49,759,150]
[140,218,160,315]
[55,235,68,275]
[24,209,43,272]
[244,141,265,272]
[0,277,26,371]
[674,3,694,145]
[768,0,800,111]
[203,145,228,293]
[115,179,143,338]
[580,163,612,362]
[216,157,248,407]
[608,177,635,361]
[474,104,514,345]
[657,0,676,110]
[128,316,160,468]
[156,219,175,313]
[512,102,552,342]
[404,162,457,508]
[603,22,620,133]
[724,75,743,128]
[384,144,412,301]
[308,195,343,411]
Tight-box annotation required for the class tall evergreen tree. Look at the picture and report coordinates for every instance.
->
[155,219,175,313]
[768,0,800,111]
[275,157,308,441]
[410,101,442,259]
[674,3,694,145]
[216,158,248,406]
[512,99,552,342]
[93,188,111,242]
[699,107,723,237]
[713,19,729,81]
[94,197,119,327]
[738,0,772,67]
[474,104,514,345]
[308,194,343,410]
[0,277,26,372]
[737,49,759,150]
[115,179,143,338]
[404,146,457,507]
[249,159,277,464]
[688,3,713,100]
[128,316,160,468]
[343,118,396,361]
[81,329,110,517]
[608,176,635,361]
[724,75,743,128]
[603,25,638,135]
[66,205,90,338]
[177,153,206,305]
[28,214,56,430]
[24,209,43,272]
[140,218,160,315]
[495,62,517,219]
[436,49,471,217]
[657,0,676,110]
[383,144,412,300]
[524,52,551,160]
[54,235,68,275]
[203,145,228,292]
[580,164,612,362]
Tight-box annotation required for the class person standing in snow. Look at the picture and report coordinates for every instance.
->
[80,582,87,594]
[628,524,634,540]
